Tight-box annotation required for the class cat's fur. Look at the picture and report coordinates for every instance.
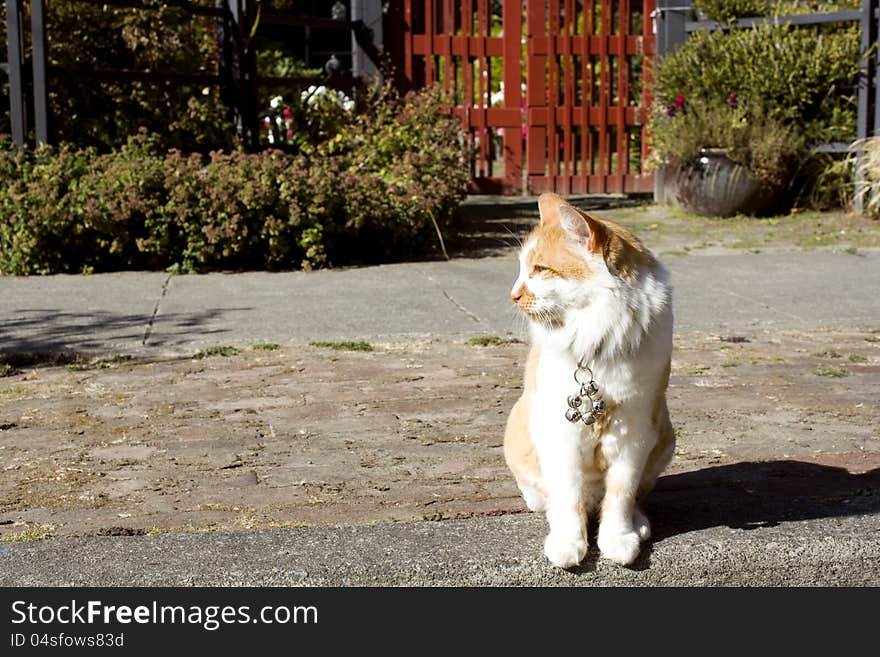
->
[504,193,674,568]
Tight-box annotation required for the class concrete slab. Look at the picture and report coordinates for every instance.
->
[3,252,877,358]
[0,273,168,356]
[1,511,877,586]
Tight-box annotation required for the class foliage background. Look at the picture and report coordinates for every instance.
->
[0,86,470,275]
[651,3,863,205]
[1,1,232,152]
[0,3,470,274]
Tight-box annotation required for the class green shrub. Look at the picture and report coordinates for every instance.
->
[792,151,854,211]
[655,23,860,148]
[0,139,95,274]
[163,148,292,270]
[694,0,770,21]
[650,100,804,186]
[42,2,232,152]
[694,0,860,22]
[852,136,880,217]
[71,132,170,269]
[651,20,861,198]
[0,86,469,275]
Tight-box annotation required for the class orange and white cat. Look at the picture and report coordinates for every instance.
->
[504,193,674,568]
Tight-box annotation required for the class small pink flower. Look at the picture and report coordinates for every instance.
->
[667,93,686,116]
[727,92,738,108]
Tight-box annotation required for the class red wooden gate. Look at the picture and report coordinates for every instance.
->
[392,1,655,195]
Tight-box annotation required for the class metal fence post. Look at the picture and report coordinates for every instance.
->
[351,0,382,81]
[871,0,880,215]
[5,0,25,146]
[241,0,258,150]
[31,0,49,146]
[873,0,880,140]
[652,0,691,203]
[217,0,258,150]
[217,0,235,127]
[654,0,690,58]
[855,0,878,214]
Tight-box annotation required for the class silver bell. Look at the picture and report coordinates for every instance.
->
[567,395,582,409]
[582,412,596,425]
[565,408,582,423]
[592,399,606,413]
[587,381,599,395]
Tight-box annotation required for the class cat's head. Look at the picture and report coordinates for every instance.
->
[510,193,652,327]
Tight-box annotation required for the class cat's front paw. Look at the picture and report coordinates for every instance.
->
[543,531,588,569]
[598,528,641,566]
[633,508,651,541]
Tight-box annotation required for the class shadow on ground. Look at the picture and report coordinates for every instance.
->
[449,194,651,257]
[567,460,880,574]
[0,307,244,360]
[648,460,880,540]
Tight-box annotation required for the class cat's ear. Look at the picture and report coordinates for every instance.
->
[538,193,565,226]
[559,205,603,253]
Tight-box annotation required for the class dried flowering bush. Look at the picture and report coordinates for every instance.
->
[0,86,469,274]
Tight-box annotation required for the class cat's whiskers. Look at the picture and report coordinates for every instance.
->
[519,304,562,330]
[501,224,525,251]
[508,305,527,336]
[494,236,522,252]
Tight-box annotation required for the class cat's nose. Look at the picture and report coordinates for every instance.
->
[510,285,524,303]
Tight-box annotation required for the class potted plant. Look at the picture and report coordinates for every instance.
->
[649,18,860,216]
[650,95,803,217]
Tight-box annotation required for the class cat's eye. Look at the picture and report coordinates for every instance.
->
[531,264,553,275]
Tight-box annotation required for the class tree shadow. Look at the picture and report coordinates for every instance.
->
[645,460,880,542]
[0,307,248,360]
[448,194,652,258]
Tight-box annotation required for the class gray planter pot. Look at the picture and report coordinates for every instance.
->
[663,149,787,217]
